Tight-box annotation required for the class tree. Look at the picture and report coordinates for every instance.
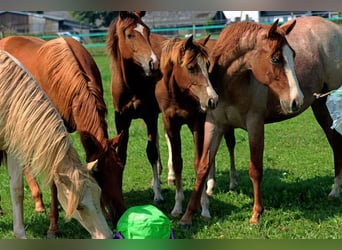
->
[70,11,119,27]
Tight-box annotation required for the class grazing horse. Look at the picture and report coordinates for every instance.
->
[180,19,304,225]
[0,36,125,237]
[106,11,164,203]
[155,35,218,217]
[0,50,112,239]
[210,16,342,213]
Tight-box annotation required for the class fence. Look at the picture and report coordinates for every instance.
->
[37,16,342,51]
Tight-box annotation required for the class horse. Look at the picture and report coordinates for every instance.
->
[179,19,305,225]
[106,11,164,203]
[207,16,342,217]
[0,36,125,237]
[0,50,113,239]
[155,35,218,217]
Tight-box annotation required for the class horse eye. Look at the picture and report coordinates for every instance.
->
[187,66,196,73]
[127,33,134,39]
[270,56,281,64]
[77,204,85,211]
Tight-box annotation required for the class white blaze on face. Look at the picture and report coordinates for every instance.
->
[134,23,158,66]
[282,44,304,109]
[198,57,218,110]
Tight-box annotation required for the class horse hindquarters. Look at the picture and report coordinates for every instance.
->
[311,98,342,198]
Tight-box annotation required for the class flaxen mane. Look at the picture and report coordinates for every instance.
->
[160,37,210,72]
[0,50,86,219]
[37,38,108,146]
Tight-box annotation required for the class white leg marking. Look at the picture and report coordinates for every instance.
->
[165,133,175,185]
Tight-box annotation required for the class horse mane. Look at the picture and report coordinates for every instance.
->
[106,12,151,84]
[37,38,108,147]
[0,50,87,219]
[160,37,210,73]
[211,21,285,70]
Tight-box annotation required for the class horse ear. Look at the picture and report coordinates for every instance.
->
[184,35,194,49]
[281,19,296,35]
[268,19,279,38]
[134,11,146,18]
[198,34,211,46]
[119,11,129,20]
[111,130,124,151]
[86,159,99,173]
[79,131,104,162]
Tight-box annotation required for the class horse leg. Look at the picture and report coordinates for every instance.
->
[311,98,342,198]
[7,154,27,239]
[246,120,265,224]
[165,132,175,186]
[226,129,238,190]
[165,127,184,217]
[206,128,238,196]
[145,115,164,203]
[23,167,45,213]
[115,112,131,166]
[180,120,222,225]
[47,181,61,238]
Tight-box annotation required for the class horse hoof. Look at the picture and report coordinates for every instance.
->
[35,208,45,213]
[171,211,182,217]
[168,178,175,186]
[46,231,62,239]
[249,215,260,225]
[153,199,164,206]
[229,181,238,190]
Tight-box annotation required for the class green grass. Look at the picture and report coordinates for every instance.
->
[0,53,340,239]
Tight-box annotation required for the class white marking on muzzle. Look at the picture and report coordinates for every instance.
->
[134,23,158,69]
[283,45,304,111]
[198,57,218,110]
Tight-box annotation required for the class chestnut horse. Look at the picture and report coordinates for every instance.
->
[106,11,164,203]
[207,16,342,220]
[0,36,125,237]
[155,35,218,217]
[0,50,112,239]
[180,19,304,225]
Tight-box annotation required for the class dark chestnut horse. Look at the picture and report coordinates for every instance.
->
[106,11,165,203]
[180,19,304,225]
[206,16,342,220]
[0,36,125,237]
[155,35,218,217]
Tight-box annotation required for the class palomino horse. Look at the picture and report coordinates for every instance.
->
[0,50,112,239]
[0,36,125,237]
[155,35,218,217]
[180,19,304,225]
[206,16,342,219]
[106,11,164,203]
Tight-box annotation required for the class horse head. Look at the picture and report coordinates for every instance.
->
[160,35,219,111]
[249,19,304,114]
[80,131,125,227]
[107,11,159,77]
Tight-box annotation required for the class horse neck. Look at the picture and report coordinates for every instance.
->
[111,54,145,87]
[213,27,259,78]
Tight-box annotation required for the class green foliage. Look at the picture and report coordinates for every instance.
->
[69,11,119,27]
[0,54,340,239]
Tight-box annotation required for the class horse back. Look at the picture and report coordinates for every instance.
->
[0,36,44,75]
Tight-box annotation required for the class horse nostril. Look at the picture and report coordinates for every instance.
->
[208,98,217,109]
[291,101,300,112]
[149,59,159,72]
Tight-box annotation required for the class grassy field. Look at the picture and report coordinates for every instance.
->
[0,52,341,239]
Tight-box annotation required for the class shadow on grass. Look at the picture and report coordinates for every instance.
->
[212,167,342,224]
